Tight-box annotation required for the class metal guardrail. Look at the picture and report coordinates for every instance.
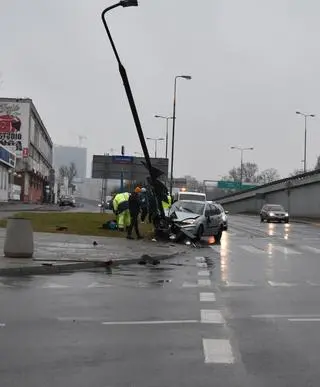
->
[217,169,320,203]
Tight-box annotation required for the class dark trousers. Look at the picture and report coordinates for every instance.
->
[127,213,141,237]
[141,207,148,222]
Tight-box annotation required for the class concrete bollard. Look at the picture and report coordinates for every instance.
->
[4,218,34,258]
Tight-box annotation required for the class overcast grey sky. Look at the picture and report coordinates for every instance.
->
[1,0,320,180]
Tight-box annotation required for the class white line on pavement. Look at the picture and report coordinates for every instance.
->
[288,318,320,322]
[0,323,6,327]
[198,270,210,277]
[182,282,199,288]
[87,282,112,288]
[102,320,199,325]
[202,339,234,364]
[268,281,298,287]
[200,292,216,302]
[42,283,70,289]
[252,314,320,319]
[201,309,225,324]
[223,281,255,288]
[198,279,211,287]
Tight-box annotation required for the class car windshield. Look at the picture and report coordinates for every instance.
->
[172,201,205,215]
[179,193,206,201]
[267,205,284,211]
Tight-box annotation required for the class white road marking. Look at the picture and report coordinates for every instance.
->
[202,339,234,364]
[272,246,301,255]
[196,262,208,268]
[288,318,320,322]
[198,270,210,277]
[241,245,265,254]
[201,309,225,324]
[88,282,112,288]
[182,282,199,288]
[195,256,206,262]
[0,323,6,327]
[223,281,255,288]
[268,281,298,287]
[200,292,216,302]
[302,246,320,254]
[198,279,211,287]
[102,320,199,325]
[252,314,320,319]
[42,283,70,289]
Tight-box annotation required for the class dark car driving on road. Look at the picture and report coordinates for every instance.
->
[260,204,289,223]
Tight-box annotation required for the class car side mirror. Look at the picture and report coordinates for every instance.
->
[225,210,229,214]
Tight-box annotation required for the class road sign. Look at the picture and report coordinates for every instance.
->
[111,155,133,164]
[217,181,257,190]
[217,180,241,189]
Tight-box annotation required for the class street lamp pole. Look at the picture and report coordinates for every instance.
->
[230,146,254,187]
[147,137,165,158]
[101,0,167,224]
[154,115,173,159]
[296,111,315,173]
[169,75,192,196]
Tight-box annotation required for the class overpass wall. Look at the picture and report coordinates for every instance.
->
[220,178,320,218]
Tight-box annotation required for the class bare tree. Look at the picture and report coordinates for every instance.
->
[315,155,320,170]
[257,168,280,184]
[228,162,259,182]
[289,169,304,177]
[58,163,77,191]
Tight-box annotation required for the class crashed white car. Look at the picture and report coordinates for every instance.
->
[165,200,225,242]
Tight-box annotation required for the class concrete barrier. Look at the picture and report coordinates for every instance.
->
[4,218,34,258]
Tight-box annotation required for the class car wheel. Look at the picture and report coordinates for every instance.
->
[285,219,289,223]
[196,225,204,241]
[224,226,228,231]
[267,219,271,223]
[214,229,223,244]
[260,216,264,223]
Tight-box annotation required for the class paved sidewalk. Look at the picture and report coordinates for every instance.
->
[0,230,187,276]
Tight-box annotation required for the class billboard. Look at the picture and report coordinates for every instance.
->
[0,101,29,158]
[92,155,169,183]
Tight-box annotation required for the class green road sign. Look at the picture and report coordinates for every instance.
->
[217,180,241,189]
[217,181,257,190]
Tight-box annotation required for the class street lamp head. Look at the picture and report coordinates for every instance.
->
[181,75,192,80]
[120,0,138,7]
[296,111,301,115]
[310,114,316,117]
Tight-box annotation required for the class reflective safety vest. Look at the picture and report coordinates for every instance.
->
[113,192,130,213]
[162,195,172,209]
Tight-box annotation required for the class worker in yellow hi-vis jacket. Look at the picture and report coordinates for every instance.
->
[113,191,130,231]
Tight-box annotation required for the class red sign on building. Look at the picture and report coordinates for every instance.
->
[22,147,29,158]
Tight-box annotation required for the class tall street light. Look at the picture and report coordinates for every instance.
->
[101,0,167,224]
[154,115,173,159]
[169,75,192,196]
[296,111,315,173]
[230,146,254,187]
[147,137,165,158]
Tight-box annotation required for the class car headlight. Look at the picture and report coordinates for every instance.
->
[285,213,289,217]
[182,219,196,225]
[269,212,275,216]
[222,214,227,221]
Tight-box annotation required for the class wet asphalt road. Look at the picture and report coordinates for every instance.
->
[2,215,320,386]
